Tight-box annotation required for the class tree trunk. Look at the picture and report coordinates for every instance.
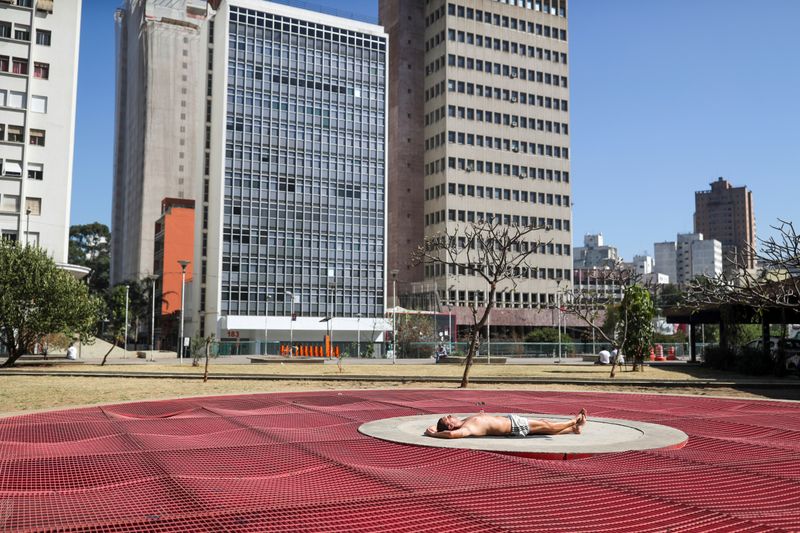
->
[460,301,493,388]
[203,338,210,382]
[1,349,23,368]
[100,338,118,366]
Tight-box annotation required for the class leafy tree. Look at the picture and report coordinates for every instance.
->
[395,312,437,357]
[525,327,572,344]
[412,219,550,387]
[0,241,101,367]
[99,285,129,365]
[619,285,655,370]
[68,223,110,294]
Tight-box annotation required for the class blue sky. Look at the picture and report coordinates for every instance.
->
[72,0,800,260]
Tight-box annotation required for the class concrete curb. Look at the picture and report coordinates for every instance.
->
[1,369,798,389]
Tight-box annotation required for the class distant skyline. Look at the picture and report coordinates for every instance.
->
[71,0,800,261]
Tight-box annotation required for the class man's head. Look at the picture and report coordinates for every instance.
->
[437,414,458,432]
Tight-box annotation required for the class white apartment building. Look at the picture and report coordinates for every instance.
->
[0,0,81,262]
[196,0,389,345]
[655,232,721,285]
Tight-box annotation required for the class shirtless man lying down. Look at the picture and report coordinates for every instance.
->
[425,409,587,439]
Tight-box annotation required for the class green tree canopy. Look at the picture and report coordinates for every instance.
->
[525,327,573,344]
[69,222,110,294]
[1,241,101,367]
[619,285,655,367]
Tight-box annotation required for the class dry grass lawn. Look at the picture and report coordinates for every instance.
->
[2,361,798,416]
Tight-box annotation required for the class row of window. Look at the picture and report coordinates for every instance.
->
[0,21,50,45]
[425,154,569,180]
[229,8,386,51]
[0,90,48,113]
[0,159,44,180]
[428,182,570,206]
[0,56,49,78]
[490,0,567,17]
[427,130,565,159]
[424,79,568,112]
[442,29,567,65]
[440,105,568,136]
[444,53,567,89]
[426,208,570,234]
[0,124,46,146]
[0,194,41,215]
[428,3,567,38]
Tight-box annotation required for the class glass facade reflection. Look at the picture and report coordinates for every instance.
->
[222,5,387,320]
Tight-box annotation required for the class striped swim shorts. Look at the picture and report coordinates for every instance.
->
[507,414,530,437]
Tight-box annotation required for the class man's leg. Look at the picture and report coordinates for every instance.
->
[527,409,587,435]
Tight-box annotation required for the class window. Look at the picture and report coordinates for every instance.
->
[1,230,17,242]
[35,29,51,46]
[0,194,19,212]
[0,89,5,107]
[0,22,10,39]
[6,126,23,143]
[31,95,47,113]
[0,124,4,141]
[0,56,8,72]
[14,25,30,41]
[27,162,43,180]
[8,90,25,108]
[34,62,49,79]
[29,129,45,146]
[25,197,41,216]
[4,160,22,176]
[12,58,28,75]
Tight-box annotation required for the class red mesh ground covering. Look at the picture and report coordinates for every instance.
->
[1,390,799,532]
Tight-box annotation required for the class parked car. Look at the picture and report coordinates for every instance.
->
[744,338,800,369]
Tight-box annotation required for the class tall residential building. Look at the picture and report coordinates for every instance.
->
[381,0,572,317]
[195,1,388,345]
[111,0,211,285]
[694,177,756,270]
[573,233,618,268]
[0,0,81,262]
[655,232,722,285]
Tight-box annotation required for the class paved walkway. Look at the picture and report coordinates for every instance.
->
[1,390,798,531]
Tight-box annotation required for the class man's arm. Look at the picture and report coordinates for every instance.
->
[424,425,471,439]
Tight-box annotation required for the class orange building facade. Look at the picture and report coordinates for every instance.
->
[153,198,195,346]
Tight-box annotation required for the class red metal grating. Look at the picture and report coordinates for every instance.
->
[0,390,799,532]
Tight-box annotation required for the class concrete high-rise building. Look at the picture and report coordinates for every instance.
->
[381,0,572,317]
[655,232,722,285]
[111,0,211,285]
[573,233,617,268]
[0,0,82,263]
[195,1,388,345]
[694,177,756,270]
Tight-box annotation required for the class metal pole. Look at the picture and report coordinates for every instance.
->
[391,270,398,364]
[179,270,185,364]
[487,293,491,364]
[557,287,562,362]
[178,260,190,364]
[287,291,294,356]
[150,277,156,361]
[264,289,269,355]
[25,208,30,246]
[124,285,129,359]
[357,314,361,358]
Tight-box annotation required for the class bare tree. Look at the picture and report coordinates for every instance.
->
[562,261,654,376]
[412,219,550,388]
[686,220,800,311]
[686,219,800,373]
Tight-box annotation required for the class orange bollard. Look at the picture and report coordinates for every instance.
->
[649,347,656,361]
[656,344,663,357]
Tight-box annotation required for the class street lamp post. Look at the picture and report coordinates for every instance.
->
[150,277,157,362]
[556,280,563,363]
[391,269,399,364]
[178,260,190,364]
[124,284,129,359]
[25,208,31,246]
[357,313,362,358]
[286,291,295,356]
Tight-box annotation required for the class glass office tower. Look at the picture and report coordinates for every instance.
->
[199,1,388,346]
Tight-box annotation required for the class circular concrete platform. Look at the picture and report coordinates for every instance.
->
[359,413,688,459]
